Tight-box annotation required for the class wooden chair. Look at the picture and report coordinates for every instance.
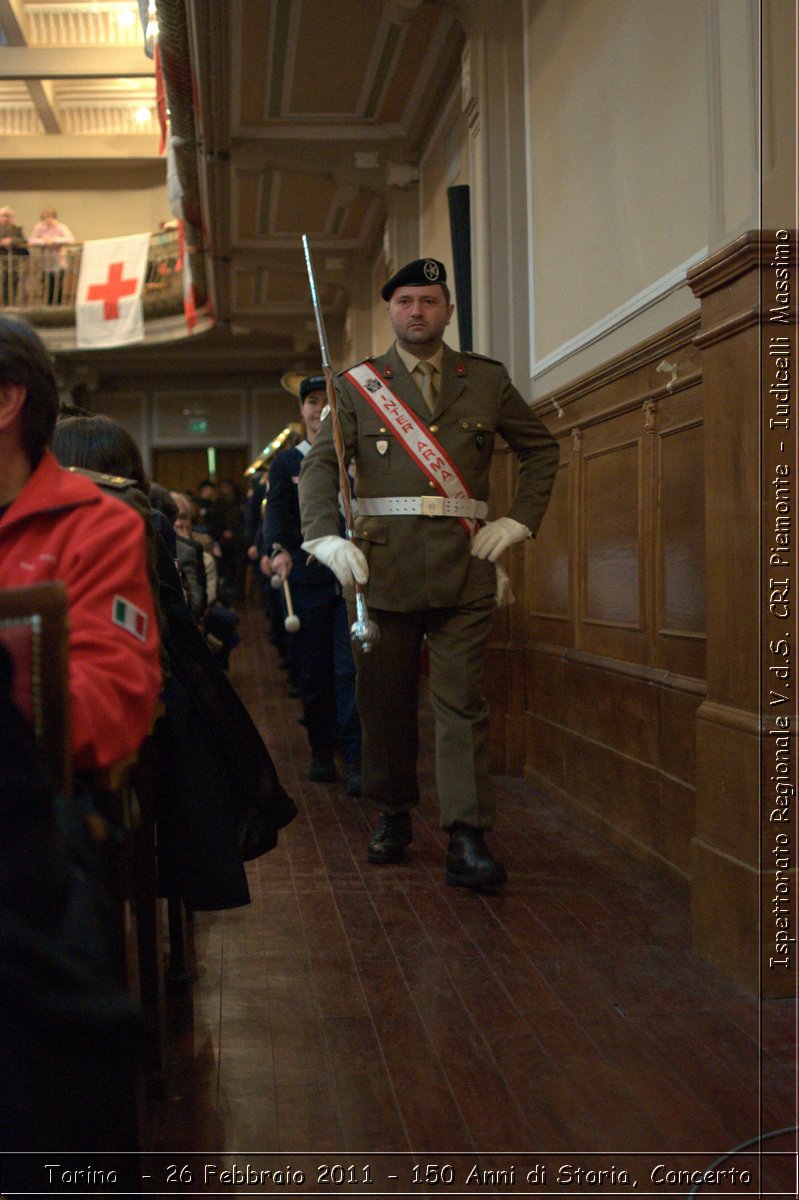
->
[0,581,167,1145]
[0,580,71,797]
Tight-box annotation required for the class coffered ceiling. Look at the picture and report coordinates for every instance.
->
[0,0,465,370]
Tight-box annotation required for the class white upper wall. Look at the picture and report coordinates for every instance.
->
[3,176,169,242]
[527,0,711,363]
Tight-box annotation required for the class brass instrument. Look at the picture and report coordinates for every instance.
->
[244,421,303,478]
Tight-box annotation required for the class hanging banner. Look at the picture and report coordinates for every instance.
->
[154,41,168,154]
[75,233,151,349]
[178,220,197,331]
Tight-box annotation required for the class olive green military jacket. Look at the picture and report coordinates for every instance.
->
[299,342,559,612]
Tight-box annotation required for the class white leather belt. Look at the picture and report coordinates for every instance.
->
[357,496,488,519]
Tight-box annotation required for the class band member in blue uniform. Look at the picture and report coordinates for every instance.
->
[262,374,362,793]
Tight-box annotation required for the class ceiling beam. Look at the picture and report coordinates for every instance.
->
[27,79,62,133]
[0,134,162,160]
[0,48,154,79]
[0,0,27,46]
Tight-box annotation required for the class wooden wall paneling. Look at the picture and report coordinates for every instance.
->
[526,434,573,647]
[563,654,661,767]
[695,706,760,860]
[641,399,658,667]
[656,775,696,878]
[523,641,565,797]
[494,311,707,890]
[659,677,704,787]
[567,428,582,652]
[687,231,797,996]
[698,338,760,711]
[501,447,530,647]
[503,647,528,777]
[487,441,521,773]
[580,409,647,664]
[557,723,669,872]
[542,313,702,434]
[654,379,707,680]
[486,637,511,774]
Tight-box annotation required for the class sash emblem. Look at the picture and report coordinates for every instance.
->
[345,361,478,539]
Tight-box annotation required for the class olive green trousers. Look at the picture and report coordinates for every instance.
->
[348,593,496,830]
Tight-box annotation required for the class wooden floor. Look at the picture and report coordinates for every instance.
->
[149,603,797,1197]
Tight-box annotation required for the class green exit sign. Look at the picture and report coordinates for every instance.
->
[189,418,208,434]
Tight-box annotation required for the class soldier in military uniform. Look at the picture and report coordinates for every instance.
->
[299,259,558,889]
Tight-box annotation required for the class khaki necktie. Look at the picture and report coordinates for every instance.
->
[414,359,437,412]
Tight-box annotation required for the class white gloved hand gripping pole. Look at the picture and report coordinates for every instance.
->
[302,235,379,652]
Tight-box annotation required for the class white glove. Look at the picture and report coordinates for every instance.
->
[471,516,531,563]
[302,535,369,588]
[495,564,515,607]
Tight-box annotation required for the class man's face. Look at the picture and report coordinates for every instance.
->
[0,209,13,226]
[386,285,453,353]
[301,389,327,438]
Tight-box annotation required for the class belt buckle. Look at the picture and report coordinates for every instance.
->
[420,494,445,516]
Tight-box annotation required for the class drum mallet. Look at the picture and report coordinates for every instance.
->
[270,569,301,632]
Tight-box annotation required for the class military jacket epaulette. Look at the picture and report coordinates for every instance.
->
[66,466,137,489]
[336,356,375,377]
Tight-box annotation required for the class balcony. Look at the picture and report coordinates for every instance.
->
[0,227,208,348]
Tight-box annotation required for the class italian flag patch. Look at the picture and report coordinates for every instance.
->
[112,594,148,641]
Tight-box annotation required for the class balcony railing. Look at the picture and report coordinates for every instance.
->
[0,228,186,327]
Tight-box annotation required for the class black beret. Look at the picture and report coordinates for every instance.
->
[381,258,447,301]
[299,374,327,400]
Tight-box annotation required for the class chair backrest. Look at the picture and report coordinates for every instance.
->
[0,580,71,797]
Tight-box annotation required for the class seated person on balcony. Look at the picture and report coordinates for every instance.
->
[0,315,162,773]
[27,207,75,306]
[0,206,27,307]
[146,219,180,285]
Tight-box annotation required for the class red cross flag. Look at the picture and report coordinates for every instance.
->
[75,233,151,349]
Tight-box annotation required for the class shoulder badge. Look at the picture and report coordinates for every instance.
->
[464,350,503,365]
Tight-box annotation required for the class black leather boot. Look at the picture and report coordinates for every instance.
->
[367,812,412,864]
[445,823,507,890]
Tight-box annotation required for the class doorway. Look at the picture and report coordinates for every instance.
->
[151,446,250,494]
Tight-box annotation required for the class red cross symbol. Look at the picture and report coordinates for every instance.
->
[86,261,138,320]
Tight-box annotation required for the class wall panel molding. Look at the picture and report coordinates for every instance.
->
[532,248,708,379]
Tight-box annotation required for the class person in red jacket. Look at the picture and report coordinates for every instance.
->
[0,315,161,772]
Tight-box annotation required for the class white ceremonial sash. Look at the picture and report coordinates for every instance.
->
[345,361,477,537]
